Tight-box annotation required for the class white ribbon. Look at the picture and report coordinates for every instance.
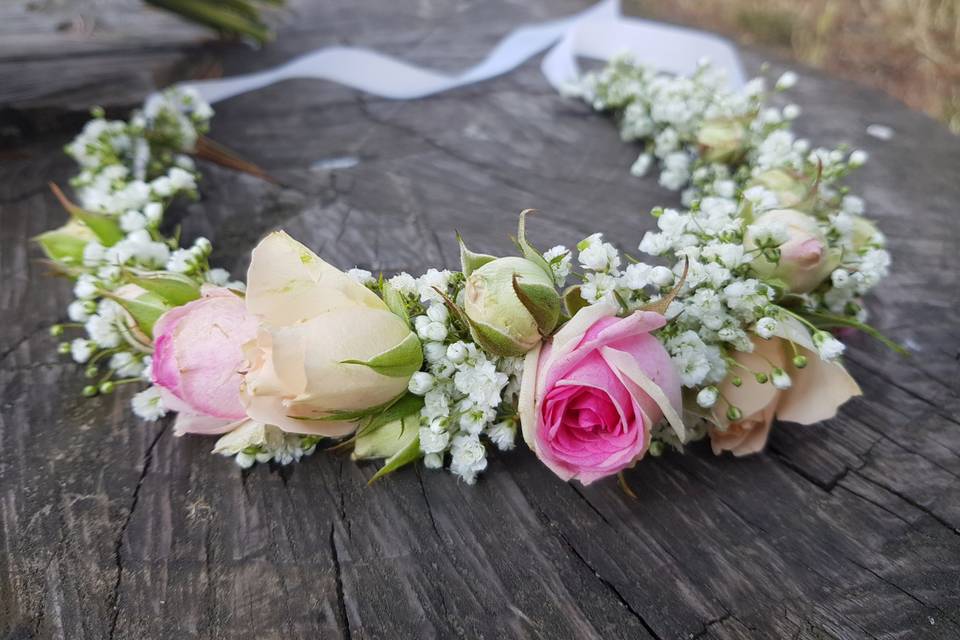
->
[180,0,744,104]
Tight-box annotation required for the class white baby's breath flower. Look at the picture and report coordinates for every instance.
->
[70,339,94,363]
[68,300,91,322]
[487,420,516,451]
[755,317,778,339]
[423,453,444,469]
[85,314,121,349]
[120,210,147,233]
[347,268,374,285]
[776,71,798,90]
[813,331,846,361]
[408,371,434,395]
[581,272,617,303]
[696,386,718,408]
[771,368,792,390]
[110,352,144,378]
[630,153,653,176]
[388,272,418,297]
[131,386,167,421]
[577,233,621,272]
[543,245,572,285]
[416,268,451,303]
[449,434,487,484]
[419,427,450,454]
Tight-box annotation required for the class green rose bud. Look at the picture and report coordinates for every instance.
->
[850,215,883,252]
[696,118,746,163]
[34,220,96,265]
[464,256,560,357]
[748,168,809,209]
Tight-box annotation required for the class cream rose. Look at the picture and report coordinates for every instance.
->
[241,231,422,438]
[709,316,861,455]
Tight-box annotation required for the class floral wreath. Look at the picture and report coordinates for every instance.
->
[38,58,898,487]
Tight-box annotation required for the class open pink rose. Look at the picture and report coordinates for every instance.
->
[151,286,259,436]
[518,303,685,484]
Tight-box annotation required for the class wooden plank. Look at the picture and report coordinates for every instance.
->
[1,0,959,638]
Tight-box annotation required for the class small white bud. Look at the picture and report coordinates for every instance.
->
[776,71,797,90]
[408,371,435,396]
[426,303,449,324]
[696,386,718,408]
[446,342,468,364]
[650,266,675,288]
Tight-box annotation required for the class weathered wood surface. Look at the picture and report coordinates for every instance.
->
[2,1,959,638]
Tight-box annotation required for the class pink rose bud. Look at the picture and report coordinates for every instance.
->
[746,209,840,293]
[151,286,259,435]
[518,303,685,485]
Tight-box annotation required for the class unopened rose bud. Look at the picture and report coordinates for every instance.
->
[34,220,97,266]
[464,256,560,357]
[696,118,746,163]
[748,169,808,209]
[745,209,841,293]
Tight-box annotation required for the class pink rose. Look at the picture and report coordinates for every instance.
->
[151,286,259,436]
[518,303,685,484]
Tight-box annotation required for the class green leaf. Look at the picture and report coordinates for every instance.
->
[341,332,423,378]
[367,429,422,485]
[511,275,560,335]
[50,183,123,247]
[457,231,496,277]
[124,269,202,306]
[517,209,554,280]
[563,285,589,317]
[145,0,274,43]
[382,281,410,327]
[100,289,170,338]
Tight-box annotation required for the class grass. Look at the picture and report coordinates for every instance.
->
[631,0,960,133]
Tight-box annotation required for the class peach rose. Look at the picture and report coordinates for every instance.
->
[240,231,421,438]
[709,316,861,455]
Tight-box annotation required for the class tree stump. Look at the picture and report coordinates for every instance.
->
[1,1,958,638]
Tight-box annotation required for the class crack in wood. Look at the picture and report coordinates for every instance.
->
[329,525,352,640]
[107,421,169,639]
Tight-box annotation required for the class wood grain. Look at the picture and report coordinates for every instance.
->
[2,1,959,638]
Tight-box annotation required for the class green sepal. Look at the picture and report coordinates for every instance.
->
[357,393,424,438]
[50,183,124,247]
[468,316,527,357]
[563,285,589,317]
[124,268,202,306]
[511,275,560,335]
[341,332,423,378]
[517,209,553,280]
[354,414,420,461]
[100,289,170,338]
[457,231,496,277]
[34,220,95,265]
[367,429,422,485]
[382,281,411,327]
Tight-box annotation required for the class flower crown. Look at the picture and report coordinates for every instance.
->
[38,58,897,487]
